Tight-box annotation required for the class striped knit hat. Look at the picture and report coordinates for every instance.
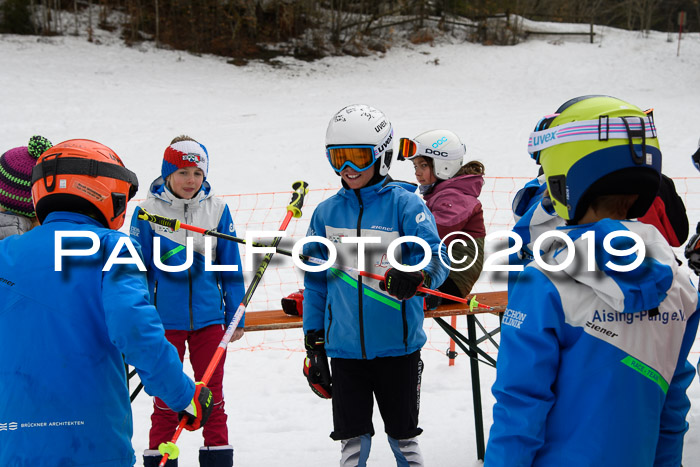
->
[0,135,52,217]
[161,139,209,181]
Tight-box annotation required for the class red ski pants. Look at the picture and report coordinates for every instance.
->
[149,325,228,448]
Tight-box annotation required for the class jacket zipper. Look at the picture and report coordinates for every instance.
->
[185,204,194,330]
[402,301,408,351]
[153,280,158,308]
[216,276,224,309]
[326,304,333,344]
[354,189,367,360]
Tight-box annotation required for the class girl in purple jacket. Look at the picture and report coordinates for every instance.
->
[399,130,486,302]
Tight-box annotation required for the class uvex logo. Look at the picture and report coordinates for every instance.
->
[374,120,387,133]
[533,132,556,146]
[375,133,393,154]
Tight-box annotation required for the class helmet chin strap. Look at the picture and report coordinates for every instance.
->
[365,160,385,187]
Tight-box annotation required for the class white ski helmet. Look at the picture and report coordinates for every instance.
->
[399,129,466,180]
[325,104,394,176]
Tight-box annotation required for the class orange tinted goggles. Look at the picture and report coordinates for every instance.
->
[326,145,377,173]
[398,137,466,161]
[397,138,419,160]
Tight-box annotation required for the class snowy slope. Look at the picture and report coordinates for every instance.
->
[1,22,700,466]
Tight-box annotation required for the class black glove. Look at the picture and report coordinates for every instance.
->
[379,268,425,300]
[282,289,304,316]
[684,232,700,275]
[303,330,332,399]
[178,382,213,431]
[424,293,442,310]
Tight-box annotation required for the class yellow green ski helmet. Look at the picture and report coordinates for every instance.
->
[527,95,661,221]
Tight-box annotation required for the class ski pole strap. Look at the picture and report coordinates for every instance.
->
[288,181,309,218]
[137,208,181,232]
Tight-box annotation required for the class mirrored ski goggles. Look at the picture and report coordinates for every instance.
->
[692,146,700,172]
[527,114,657,160]
[326,145,377,173]
[397,137,465,161]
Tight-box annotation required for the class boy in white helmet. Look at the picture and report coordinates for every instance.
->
[301,104,449,466]
[486,96,699,466]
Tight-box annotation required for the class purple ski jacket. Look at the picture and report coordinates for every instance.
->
[423,174,486,243]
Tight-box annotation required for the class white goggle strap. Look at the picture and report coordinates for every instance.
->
[527,115,657,154]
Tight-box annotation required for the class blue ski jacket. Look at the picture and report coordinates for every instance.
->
[0,211,194,466]
[303,178,449,360]
[507,175,563,295]
[130,178,246,330]
[486,219,699,467]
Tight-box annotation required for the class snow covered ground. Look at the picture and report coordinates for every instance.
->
[1,20,700,466]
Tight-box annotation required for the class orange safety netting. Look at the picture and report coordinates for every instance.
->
[125,176,700,361]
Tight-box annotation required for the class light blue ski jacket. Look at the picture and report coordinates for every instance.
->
[486,219,699,467]
[0,212,194,466]
[130,178,245,330]
[303,178,449,360]
[508,175,563,295]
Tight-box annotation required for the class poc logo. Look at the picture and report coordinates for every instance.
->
[374,120,388,133]
[425,148,448,157]
[432,136,448,148]
[416,212,426,223]
[182,153,202,163]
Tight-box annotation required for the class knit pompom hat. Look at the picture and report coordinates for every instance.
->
[0,135,52,217]
[161,139,209,181]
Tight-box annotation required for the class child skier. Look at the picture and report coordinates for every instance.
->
[301,104,448,466]
[486,96,700,466]
[130,135,245,467]
[0,139,211,466]
[0,135,52,238]
[399,129,486,304]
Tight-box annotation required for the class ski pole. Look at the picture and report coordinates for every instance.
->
[137,207,493,312]
[156,181,309,466]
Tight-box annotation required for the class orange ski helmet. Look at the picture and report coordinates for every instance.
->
[31,139,139,230]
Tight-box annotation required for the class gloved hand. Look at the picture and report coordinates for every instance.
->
[379,268,426,300]
[303,330,332,399]
[684,232,700,275]
[282,289,304,317]
[178,382,213,431]
[424,293,442,310]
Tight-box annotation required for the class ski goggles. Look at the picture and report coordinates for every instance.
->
[528,114,657,162]
[326,145,378,173]
[397,137,465,161]
[692,145,700,172]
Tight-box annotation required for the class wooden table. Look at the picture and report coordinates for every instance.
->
[244,290,508,330]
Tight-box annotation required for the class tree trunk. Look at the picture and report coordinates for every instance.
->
[74,0,79,35]
[154,0,159,46]
[29,0,38,34]
[88,0,93,41]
